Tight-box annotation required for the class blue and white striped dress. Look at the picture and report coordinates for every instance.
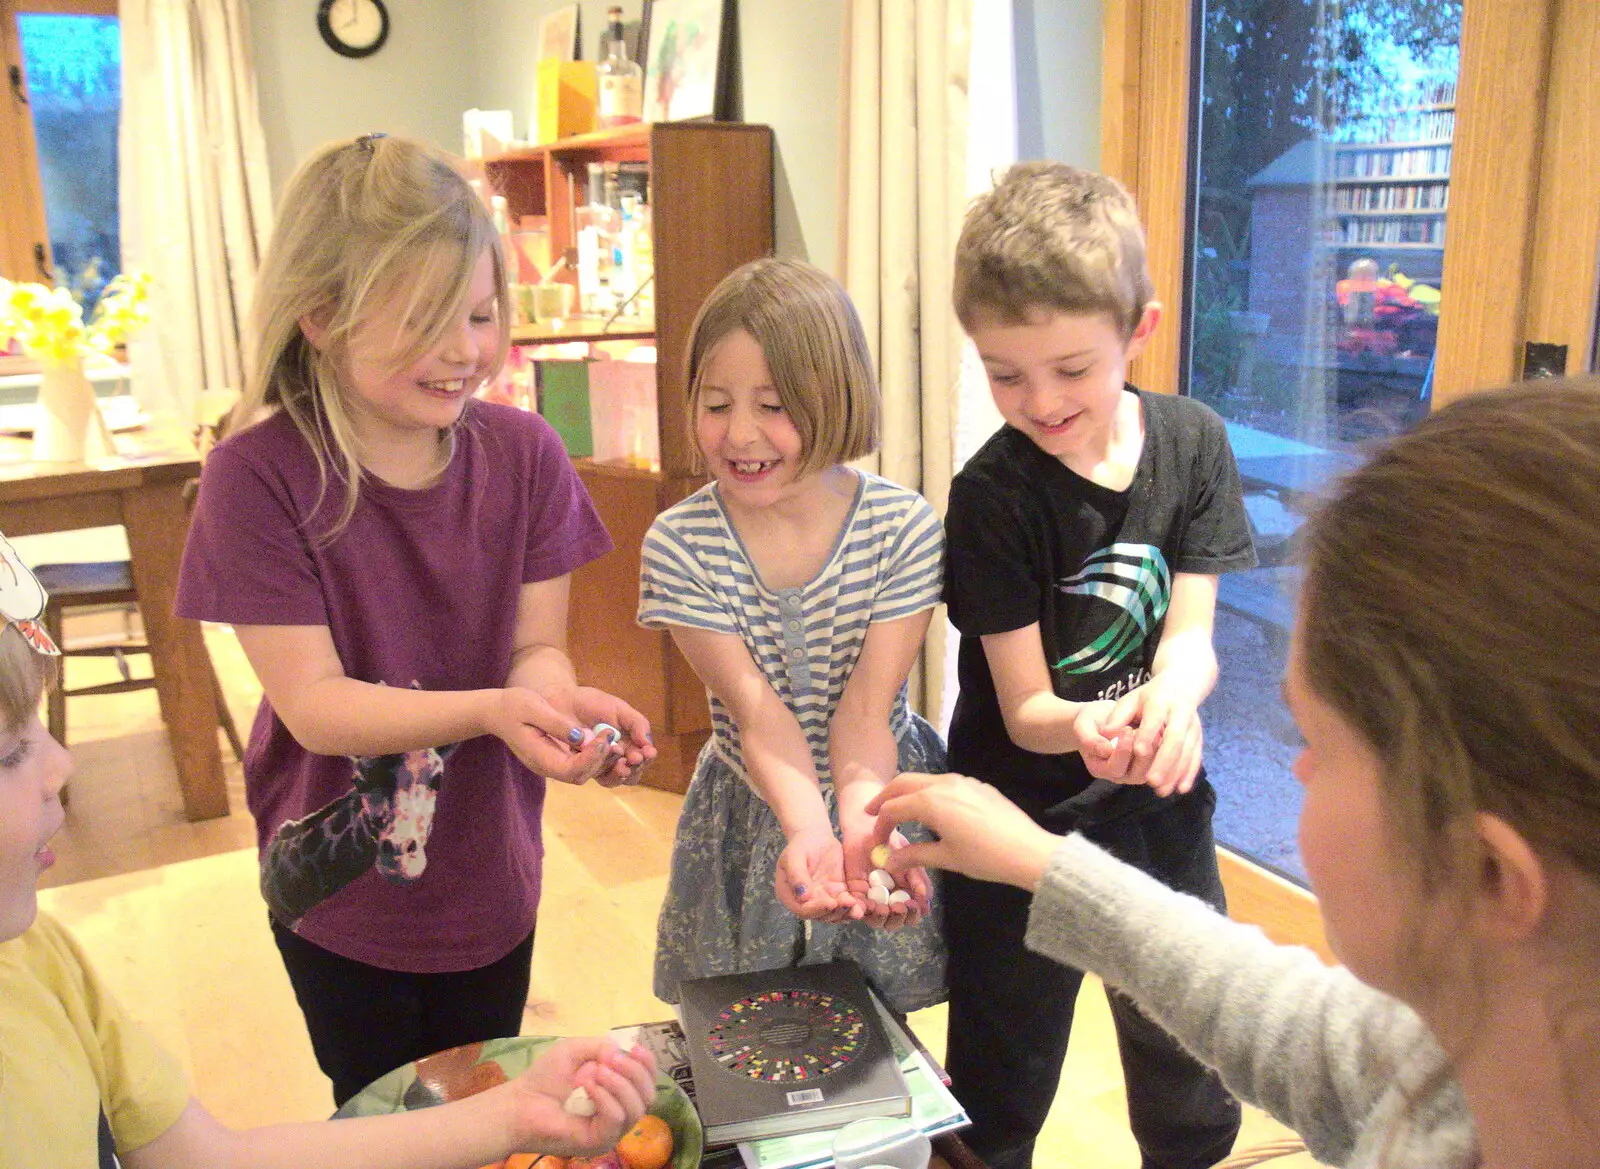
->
[638,471,948,1012]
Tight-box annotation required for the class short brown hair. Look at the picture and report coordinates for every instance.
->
[683,259,879,476]
[952,161,1153,338]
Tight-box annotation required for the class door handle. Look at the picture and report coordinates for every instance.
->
[1522,341,1568,379]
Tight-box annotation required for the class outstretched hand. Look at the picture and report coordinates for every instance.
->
[865,772,1060,893]
[776,827,860,922]
[504,1038,659,1158]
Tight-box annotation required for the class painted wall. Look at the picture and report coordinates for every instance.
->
[469,0,844,270]
[247,2,1097,261]
[1015,0,1101,168]
[247,0,477,192]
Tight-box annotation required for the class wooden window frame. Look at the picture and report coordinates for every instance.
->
[0,0,119,285]
[1101,0,1600,956]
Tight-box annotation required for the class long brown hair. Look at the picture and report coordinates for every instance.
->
[1297,378,1600,896]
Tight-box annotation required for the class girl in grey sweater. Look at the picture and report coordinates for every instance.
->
[872,380,1600,1169]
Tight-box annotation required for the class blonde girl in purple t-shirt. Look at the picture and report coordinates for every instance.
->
[177,134,655,1106]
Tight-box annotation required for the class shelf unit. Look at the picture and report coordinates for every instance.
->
[1330,99,1454,254]
[481,122,775,794]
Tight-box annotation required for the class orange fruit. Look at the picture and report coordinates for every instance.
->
[531,1158,568,1169]
[469,1061,510,1094]
[616,1114,675,1169]
[505,1156,536,1169]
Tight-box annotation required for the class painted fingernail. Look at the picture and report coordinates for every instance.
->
[568,727,585,745]
[794,884,808,898]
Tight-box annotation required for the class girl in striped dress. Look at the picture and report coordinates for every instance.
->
[637,259,947,1012]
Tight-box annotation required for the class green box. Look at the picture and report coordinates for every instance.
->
[537,359,593,458]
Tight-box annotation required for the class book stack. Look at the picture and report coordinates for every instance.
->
[612,961,968,1169]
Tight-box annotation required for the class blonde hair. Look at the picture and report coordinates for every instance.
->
[1299,377,1600,897]
[232,134,512,538]
[0,625,53,735]
[683,258,879,476]
[953,161,1153,338]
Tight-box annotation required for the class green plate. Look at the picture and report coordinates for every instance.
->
[335,1035,703,1169]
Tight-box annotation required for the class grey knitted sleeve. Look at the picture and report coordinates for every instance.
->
[1022,834,1436,1164]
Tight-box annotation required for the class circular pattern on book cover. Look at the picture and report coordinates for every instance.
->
[704,988,870,1082]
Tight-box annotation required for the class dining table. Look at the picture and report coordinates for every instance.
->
[0,414,229,820]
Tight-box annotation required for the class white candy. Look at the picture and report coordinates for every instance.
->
[870,844,892,869]
[888,889,911,905]
[868,868,895,891]
[564,1086,597,1116]
[867,884,892,906]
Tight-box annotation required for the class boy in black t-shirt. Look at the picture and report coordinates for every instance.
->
[940,163,1256,1169]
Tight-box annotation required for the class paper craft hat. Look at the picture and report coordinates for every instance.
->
[0,534,60,657]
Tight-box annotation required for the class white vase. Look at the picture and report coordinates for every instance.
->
[33,358,111,462]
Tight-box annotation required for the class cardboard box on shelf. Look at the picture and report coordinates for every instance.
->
[536,59,597,144]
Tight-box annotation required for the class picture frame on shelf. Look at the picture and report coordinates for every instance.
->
[538,3,581,62]
[642,0,733,123]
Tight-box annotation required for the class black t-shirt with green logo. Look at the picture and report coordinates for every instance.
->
[944,388,1256,829]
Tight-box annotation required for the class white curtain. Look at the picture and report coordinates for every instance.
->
[120,0,272,424]
[840,0,971,720]
[840,0,1017,726]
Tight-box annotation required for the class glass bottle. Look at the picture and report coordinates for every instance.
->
[596,6,643,128]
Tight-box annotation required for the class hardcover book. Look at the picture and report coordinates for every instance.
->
[676,961,913,1145]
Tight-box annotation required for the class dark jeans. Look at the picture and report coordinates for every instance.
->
[943,780,1241,1169]
[271,917,535,1108]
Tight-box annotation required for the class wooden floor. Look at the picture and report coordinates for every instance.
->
[36,614,1315,1166]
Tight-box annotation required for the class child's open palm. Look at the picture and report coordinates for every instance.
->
[776,827,859,923]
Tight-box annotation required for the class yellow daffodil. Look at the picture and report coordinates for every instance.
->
[0,272,150,364]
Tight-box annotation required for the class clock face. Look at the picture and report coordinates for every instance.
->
[318,0,390,58]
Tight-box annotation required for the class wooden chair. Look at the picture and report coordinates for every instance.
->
[36,453,245,791]
[37,555,245,763]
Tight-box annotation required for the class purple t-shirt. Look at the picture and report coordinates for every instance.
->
[176,401,612,972]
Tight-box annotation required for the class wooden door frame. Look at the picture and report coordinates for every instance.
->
[1101,0,1600,958]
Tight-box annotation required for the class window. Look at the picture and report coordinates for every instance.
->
[0,1,119,311]
[1186,1,1462,882]
[1104,0,1599,950]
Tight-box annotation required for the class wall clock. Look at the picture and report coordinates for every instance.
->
[317,0,390,59]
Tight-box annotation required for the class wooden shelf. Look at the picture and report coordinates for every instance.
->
[1328,240,1444,250]
[484,123,652,163]
[488,122,774,797]
[571,456,663,481]
[1335,173,1450,185]
[510,317,655,345]
[1335,138,1453,151]
[1337,208,1447,217]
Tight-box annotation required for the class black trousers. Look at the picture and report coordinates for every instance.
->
[271,917,535,1108]
[943,780,1241,1169]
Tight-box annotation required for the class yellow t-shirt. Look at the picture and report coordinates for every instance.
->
[0,913,189,1167]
